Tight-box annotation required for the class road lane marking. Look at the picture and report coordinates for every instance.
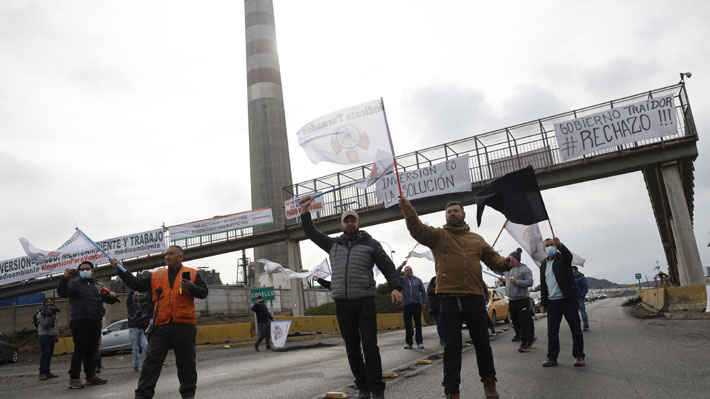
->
[203,373,228,378]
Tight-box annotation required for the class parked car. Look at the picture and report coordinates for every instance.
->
[99,319,132,354]
[0,332,18,364]
[530,292,541,313]
[486,288,510,325]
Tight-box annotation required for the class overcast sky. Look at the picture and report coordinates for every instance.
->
[1,0,709,289]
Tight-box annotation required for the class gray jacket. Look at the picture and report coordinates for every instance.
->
[502,263,533,300]
[302,212,402,300]
[36,312,59,336]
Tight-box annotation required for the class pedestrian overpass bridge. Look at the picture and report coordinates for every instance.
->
[1,83,702,300]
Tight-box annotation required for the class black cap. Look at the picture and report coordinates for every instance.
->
[509,248,522,262]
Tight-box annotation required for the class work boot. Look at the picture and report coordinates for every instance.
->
[46,372,58,379]
[542,358,558,367]
[482,377,499,399]
[357,389,371,399]
[68,379,85,389]
[38,373,47,381]
[85,375,107,385]
[445,393,460,399]
[574,357,586,367]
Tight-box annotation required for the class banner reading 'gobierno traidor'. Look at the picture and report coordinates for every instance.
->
[168,208,274,241]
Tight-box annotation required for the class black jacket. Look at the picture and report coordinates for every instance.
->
[539,243,578,307]
[251,302,273,323]
[427,276,440,314]
[57,276,118,321]
[301,212,402,300]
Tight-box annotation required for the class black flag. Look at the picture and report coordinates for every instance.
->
[475,166,549,227]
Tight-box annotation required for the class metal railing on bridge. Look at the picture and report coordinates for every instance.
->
[282,83,696,223]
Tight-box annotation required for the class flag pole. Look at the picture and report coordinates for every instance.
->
[403,242,420,262]
[380,97,406,216]
[492,219,509,247]
[547,219,556,239]
[75,228,127,273]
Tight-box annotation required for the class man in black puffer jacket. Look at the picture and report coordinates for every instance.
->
[300,197,403,399]
[57,261,118,389]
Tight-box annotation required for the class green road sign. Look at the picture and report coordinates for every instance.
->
[250,286,275,302]
[635,273,642,280]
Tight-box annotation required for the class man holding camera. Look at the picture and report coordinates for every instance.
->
[112,245,208,399]
[127,289,152,371]
[57,261,118,389]
[36,297,59,381]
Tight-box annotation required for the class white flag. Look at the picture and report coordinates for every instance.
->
[311,259,331,279]
[259,258,331,281]
[504,222,586,267]
[270,320,291,348]
[297,99,395,188]
[409,250,435,262]
[20,231,94,264]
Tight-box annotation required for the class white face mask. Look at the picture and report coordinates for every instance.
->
[545,246,557,257]
[79,270,92,279]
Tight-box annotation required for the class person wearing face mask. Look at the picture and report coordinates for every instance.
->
[572,266,590,331]
[57,261,118,389]
[299,196,403,399]
[539,238,585,368]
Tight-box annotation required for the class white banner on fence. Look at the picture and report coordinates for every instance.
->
[271,320,292,348]
[554,95,677,161]
[3,228,166,287]
[376,155,471,208]
[169,208,273,241]
[284,196,325,220]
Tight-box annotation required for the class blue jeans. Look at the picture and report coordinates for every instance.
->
[546,297,585,360]
[432,312,444,344]
[39,335,56,374]
[577,298,589,327]
[129,327,148,368]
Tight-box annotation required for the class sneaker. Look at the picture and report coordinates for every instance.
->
[68,379,85,389]
[403,344,412,349]
[445,394,460,399]
[584,326,589,331]
[266,345,272,350]
[39,374,47,381]
[417,344,424,349]
[511,336,521,342]
[482,377,499,399]
[542,358,558,367]
[357,389,371,399]
[574,357,586,367]
[46,372,58,379]
[518,344,529,353]
[85,375,107,385]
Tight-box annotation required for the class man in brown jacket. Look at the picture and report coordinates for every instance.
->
[399,198,513,399]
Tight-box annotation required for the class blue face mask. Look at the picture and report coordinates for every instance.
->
[79,270,92,279]
[545,246,557,257]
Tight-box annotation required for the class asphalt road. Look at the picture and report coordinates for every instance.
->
[2,297,709,399]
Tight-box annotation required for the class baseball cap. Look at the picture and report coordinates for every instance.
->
[341,209,359,221]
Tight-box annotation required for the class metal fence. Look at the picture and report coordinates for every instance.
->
[282,83,696,223]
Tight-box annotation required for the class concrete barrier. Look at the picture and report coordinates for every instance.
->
[54,313,412,355]
[638,288,666,312]
[637,284,707,313]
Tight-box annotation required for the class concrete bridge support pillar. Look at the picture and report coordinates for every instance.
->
[661,161,705,286]
[287,240,305,316]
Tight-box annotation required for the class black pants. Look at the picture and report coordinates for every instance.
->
[546,297,585,360]
[440,295,495,395]
[509,298,534,345]
[402,303,423,345]
[335,298,384,393]
[69,319,102,379]
[255,321,271,347]
[136,323,197,399]
[39,335,56,375]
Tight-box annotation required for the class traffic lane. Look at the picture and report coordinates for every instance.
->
[0,322,451,399]
[384,297,710,399]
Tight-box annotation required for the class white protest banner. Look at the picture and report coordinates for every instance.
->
[554,95,677,160]
[376,155,471,208]
[6,228,166,287]
[169,208,273,241]
[271,320,292,348]
[284,195,324,220]
[0,257,41,287]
